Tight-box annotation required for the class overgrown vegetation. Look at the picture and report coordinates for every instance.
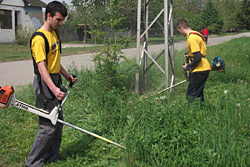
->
[1,37,250,166]
[15,26,33,46]
[92,43,128,107]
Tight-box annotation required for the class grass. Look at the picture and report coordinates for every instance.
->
[0,44,31,62]
[1,37,250,166]
[0,44,105,62]
[0,32,243,62]
[0,35,187,62]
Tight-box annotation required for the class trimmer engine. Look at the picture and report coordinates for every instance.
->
[0,85,14,108]
[211,56,225,73]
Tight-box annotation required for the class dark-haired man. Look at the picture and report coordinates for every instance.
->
[26,1,77,166]
[177,19,211,103]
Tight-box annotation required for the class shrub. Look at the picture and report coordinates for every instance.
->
[92,44,128,106]
[15,26,33,45]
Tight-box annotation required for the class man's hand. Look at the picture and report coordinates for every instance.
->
[182,63,187,70]
[52,87,66,101]
[60,65,77,85]
[69,75,77,85]
[37,61,66,100]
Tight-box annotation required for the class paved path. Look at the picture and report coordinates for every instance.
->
[1,32,250,87]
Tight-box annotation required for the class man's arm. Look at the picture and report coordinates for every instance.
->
[60,65,77,84]
[37,61,65,100]
[182,52,202,70]
[186,51,202,71]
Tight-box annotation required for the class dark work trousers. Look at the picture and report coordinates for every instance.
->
[205,35,208,44]
[26,74,63,167]
[186,71,210,102]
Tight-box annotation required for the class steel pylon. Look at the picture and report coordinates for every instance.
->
[135,0,175,95]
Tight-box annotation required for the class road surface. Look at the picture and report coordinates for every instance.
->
[1,32,250,87]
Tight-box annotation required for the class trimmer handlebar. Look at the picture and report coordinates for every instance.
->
[61,74,77,107]
[60,74,76,93]
[184,52,190,79]
[60,86,67,93]
[69,74,77,88]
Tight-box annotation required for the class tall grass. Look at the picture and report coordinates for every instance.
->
[0,37,250,167]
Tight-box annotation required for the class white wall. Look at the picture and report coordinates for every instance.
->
[0,0,36,43]
[0,0,24,7]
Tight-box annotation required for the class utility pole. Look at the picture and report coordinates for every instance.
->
[135,0,175,94]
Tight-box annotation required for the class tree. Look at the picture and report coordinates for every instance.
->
[215,0,241,31]
[174,0,207,31]
[67,0,136,43]
[64,0,246,41]
[121,0,137,36]
[237,0,250,30]
[200,0,224,33]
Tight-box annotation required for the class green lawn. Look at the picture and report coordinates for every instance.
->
[0,35,187,62]
[0,44,105,62]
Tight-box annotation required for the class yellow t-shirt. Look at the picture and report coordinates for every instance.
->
[31,29,60,74]
[187,30,211,73]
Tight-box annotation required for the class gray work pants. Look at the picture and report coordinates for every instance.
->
[26,74,63,167]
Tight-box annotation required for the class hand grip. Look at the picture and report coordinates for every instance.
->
[184,52,189,64]
[69,75,77,88]
[60,86,67,93]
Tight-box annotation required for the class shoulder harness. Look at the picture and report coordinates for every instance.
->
[188,31,206,58]
[189,31,205,42]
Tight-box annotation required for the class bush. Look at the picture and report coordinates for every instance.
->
[92,43,129,106]
[15,26,33,45]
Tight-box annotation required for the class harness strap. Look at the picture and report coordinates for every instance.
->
[188,31,206,58]
[189,31,205,42]
[54,30,62,54]
[30,32,49,75]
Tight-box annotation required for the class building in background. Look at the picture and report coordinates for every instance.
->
[0,0,46,43]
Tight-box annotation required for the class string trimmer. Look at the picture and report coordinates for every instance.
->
[145,56,226,98]
[0,83,126,149]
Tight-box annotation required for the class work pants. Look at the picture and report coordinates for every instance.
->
[26,74,63,167]
[186,71,209,103]
[205,35,208,44]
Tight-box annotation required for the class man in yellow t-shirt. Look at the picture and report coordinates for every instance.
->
[177,19,211,102]
[31,29,61,74]
[26,1,77,167]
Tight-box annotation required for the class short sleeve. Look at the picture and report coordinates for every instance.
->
[31,36,47,63]
[187,35,200,53]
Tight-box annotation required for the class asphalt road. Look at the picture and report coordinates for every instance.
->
[1,32,250,87]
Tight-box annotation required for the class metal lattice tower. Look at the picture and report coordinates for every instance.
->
[135,0,175,94]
